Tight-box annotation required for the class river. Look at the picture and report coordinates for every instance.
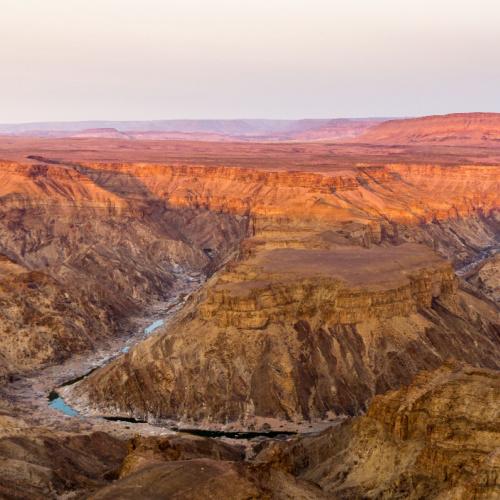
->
[1,271,202,439]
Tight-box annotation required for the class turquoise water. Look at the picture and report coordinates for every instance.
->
[48,392,79,417]
[144,319,164,335]
[48,319,165,417]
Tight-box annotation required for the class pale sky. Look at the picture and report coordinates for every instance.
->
[1,0,499,122]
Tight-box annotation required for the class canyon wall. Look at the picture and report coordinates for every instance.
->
[0,135,498,496]
[52,159,499,428]
[0,161,249,380]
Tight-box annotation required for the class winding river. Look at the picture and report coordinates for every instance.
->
[9,245,495,442]
[48,318,165,417]
[25,271,300,440]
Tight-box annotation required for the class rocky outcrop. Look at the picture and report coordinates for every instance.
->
[465,253,500,304]
[0,415,127,499]
[259,363,500,499]
[64,242,499,428]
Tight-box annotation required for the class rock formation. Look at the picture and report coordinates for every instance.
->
[0,161,248,381]
[65,240,499,427]
[5,364,495,499]
[465,253,500,304]
[0,415,127,499]
[257,363,500,499]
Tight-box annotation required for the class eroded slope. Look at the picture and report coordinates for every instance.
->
[0,161,248,380]
[259,363,500,499]
[60,159,499,428]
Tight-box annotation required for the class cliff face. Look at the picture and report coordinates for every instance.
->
[74,161,498,226]
[0,161,249,380]
[260,363,500,499]
[39,157,497,428]
[0,156,498,423]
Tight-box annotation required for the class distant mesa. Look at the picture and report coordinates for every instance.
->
[70,128,131,139]
[2,113,500,146]
[0,118,388,142]
[356,112,500,146]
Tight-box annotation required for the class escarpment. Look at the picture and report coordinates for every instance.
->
[46,157,498,428]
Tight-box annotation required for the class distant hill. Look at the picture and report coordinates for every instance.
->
[356,112,500,146]
[0,118,387,142]
[287,118,385,141]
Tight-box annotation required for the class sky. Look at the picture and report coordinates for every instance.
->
[1,0,499,122]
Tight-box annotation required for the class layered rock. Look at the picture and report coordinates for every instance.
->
[0,153,498,425]
[0,161,248,380]
[259,363,500,499]
[0,124,498,498]
[64,242,499,427]
[25,153,492,428]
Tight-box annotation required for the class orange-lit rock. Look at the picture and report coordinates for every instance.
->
[357,112,500,146]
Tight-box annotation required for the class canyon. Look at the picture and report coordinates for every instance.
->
[0,113,498,498]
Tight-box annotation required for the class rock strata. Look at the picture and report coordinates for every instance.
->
[65,242,499,427]
[258,363,500,499]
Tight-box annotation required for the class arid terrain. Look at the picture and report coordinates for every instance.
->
[0,113,498,499]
